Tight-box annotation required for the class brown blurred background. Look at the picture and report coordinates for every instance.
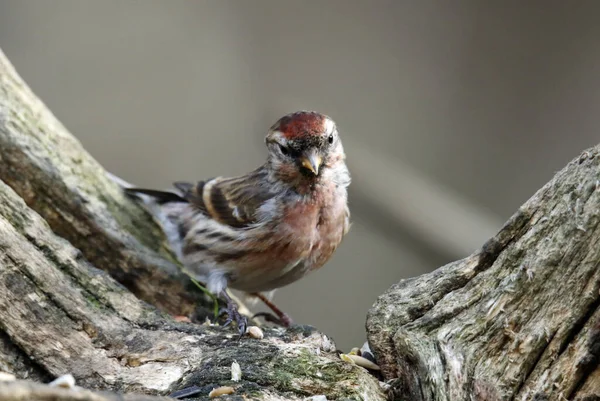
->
[1,1,598,350]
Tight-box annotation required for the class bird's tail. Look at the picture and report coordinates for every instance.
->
[106,171,186,204]
[124,187,186,204]
[106,171,186,258]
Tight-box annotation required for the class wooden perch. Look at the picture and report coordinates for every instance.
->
[0,172,383,399]
[367,147,600,400]
[0,45,598,400]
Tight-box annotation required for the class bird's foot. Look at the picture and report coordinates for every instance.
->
[250,292,294,327]
[219,291,247,338]
[252,311,294,327]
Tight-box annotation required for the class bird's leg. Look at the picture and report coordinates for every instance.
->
[251,292,294,327]
[219,290,247,337]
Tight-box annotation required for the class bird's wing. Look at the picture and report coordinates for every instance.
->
[174,168,273,229]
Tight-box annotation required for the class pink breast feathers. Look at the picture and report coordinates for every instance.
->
[279,190,346,271]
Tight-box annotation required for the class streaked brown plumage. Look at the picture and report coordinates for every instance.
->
[126,111,351,333]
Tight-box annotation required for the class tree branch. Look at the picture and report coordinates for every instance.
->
[0,46,212,318]
[367,147,600,400]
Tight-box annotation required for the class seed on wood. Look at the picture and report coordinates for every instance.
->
[0,372,16,382]
[49,374,76,389]
[340,354,380,371]
[246,325,264,339]
[209,386,235,398]
[231,360,242,381]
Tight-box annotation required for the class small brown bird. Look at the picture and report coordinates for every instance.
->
[125,111,351,334]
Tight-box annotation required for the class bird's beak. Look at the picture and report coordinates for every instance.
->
[300,150,322,176]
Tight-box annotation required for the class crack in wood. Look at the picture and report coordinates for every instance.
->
[0,329,51,382]
[565,301,600,400]
[511,330,557,401]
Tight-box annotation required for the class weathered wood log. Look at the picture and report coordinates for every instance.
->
[0,48,386,400]
[0,177,383,399]
[0,46,214,319]
[367,146,600,400]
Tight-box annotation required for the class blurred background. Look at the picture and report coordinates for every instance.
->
[1,1,598,350]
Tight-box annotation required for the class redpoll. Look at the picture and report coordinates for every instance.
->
[126,111,351,335]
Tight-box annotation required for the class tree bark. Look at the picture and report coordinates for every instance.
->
[0,46,212,319]
[367,147,600,400]
[0,45,598,401]
[0,48,386,400]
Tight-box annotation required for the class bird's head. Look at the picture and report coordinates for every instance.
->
[265,111,346,187]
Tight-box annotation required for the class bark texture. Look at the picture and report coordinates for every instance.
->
[0,47,213,318]
[367,146,600,400]
[0,48,386,400]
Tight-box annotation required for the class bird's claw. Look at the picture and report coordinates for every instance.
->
[252,311,293,328]
[220,299,247,338]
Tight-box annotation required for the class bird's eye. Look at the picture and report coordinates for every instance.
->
[328,134,334,144]
[278,143,290,156]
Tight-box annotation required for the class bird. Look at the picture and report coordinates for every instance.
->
[124,111,351,335]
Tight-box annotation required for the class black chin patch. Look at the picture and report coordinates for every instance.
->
[293,136,326,151]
